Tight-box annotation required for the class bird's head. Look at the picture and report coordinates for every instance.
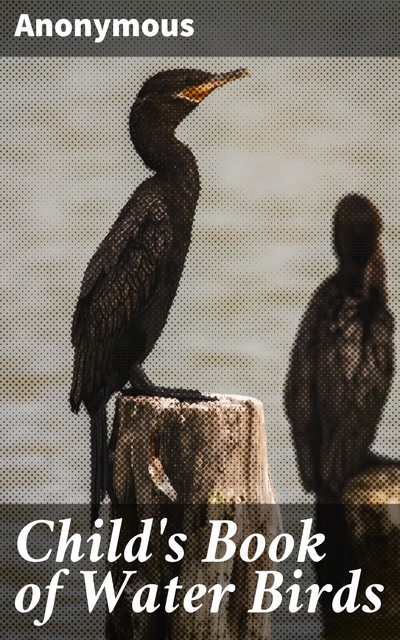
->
[334,194,382,268]
[131,68,251,130]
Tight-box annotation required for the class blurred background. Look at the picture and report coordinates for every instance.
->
[2,57,400,504]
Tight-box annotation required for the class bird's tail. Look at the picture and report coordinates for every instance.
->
[70,347,84,414]
[90,405,108,526]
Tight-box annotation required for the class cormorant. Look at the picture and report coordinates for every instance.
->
[284,194,395,502]
[70,68,250,522]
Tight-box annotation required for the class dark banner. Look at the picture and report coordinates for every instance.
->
[2,505,399,639]
[1,0,400,57]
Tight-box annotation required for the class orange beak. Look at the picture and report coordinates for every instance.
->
[176,68,251,104]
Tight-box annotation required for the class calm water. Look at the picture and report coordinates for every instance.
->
[2,57,400,506]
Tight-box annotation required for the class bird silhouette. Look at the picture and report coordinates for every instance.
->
[70,68,250,523]
[285,194,395,503]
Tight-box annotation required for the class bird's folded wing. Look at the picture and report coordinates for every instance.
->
[70,196,172,407]
[317,306,394,493]
[284,285,324,492]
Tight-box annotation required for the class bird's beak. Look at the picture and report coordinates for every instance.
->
[176,68,251,104]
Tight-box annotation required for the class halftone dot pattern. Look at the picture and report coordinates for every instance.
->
[2,57,400,638]
[2,57,400,503]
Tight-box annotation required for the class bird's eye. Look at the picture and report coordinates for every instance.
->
[185,77,196,87]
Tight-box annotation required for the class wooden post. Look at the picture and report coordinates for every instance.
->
[342,467,400,621]
[107,394,280,640]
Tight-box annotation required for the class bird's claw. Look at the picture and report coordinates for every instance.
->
[122,386,217,403]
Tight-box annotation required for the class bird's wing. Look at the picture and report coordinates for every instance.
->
[284,284,324,493]
[316,302,394,493]
[70,194,172,410]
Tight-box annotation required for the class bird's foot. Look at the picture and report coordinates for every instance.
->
[124,364,217,402]
[122,385,217,402]
[365,453,400,469]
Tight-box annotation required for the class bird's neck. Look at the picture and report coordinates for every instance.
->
[337,249,386,302]
[130,111,200,200]
[160,136,200,199]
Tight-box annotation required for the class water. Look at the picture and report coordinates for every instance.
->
[2,55,400,639]
[2,57,400,505]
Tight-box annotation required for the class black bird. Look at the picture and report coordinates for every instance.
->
[70,68,250,522]
[284,194,395,502]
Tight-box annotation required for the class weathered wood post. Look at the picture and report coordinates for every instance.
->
[107,394,280,640]
[343,467,400,619]
[321,467,400,637]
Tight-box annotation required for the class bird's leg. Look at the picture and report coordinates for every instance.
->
[123,364,216,402]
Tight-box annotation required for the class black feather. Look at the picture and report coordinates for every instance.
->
[69,70,218,521]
